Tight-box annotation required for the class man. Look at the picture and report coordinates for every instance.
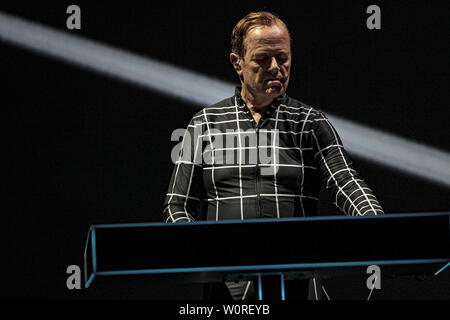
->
[163,11,383,300]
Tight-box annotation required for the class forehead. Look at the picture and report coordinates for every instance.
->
[244,23,291,54]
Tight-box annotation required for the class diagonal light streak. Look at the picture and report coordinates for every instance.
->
[0,11,233,106]
[330,116,450,188]
[1,11,449,188]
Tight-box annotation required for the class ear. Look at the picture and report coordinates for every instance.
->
[230,53,241,72]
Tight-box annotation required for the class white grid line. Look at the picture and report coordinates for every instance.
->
[204,109,220,221]
[166,193,201,201]
[198,130,313,138]
[313,144,345,160]
[273,108,281,218]
[189,118,251,126]
[202,164,317,170]
[183,119,203,215]
[205,194,258,202]
[259,194,319,200]
[235,98,244,220]
[192,110,247,118]
[326,167,357,186]
[279,104,320,115]
[269,118,313,124]
[299,108,313,217]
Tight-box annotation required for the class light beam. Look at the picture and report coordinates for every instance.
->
[1,11,449,187]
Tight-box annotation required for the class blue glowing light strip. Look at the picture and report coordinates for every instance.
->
[258,274,263,301]
[84,228,98,288]
[434,262,450,276]
[90,212,449,229]
[280,273,286,301]
[93,259,448,277]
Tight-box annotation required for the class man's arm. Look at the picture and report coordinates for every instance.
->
[163,117,204,222]
[311,111,384,216]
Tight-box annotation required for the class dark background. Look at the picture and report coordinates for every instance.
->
[1,1,449,299]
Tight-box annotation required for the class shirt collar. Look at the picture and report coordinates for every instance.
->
[234,86,288,109]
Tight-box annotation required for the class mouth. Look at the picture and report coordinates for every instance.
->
[266,79,283,87]
[266,78,282,82]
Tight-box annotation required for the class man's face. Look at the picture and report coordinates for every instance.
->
[237,22,291,101]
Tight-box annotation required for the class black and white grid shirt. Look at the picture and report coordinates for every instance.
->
[163,87,383,222]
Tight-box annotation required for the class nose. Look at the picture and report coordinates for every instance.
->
[267,57,280,76]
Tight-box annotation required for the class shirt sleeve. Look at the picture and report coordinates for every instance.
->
[311,111,384,216]
[162,116,204,222]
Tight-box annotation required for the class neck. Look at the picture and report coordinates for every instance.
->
[240,87,271,114]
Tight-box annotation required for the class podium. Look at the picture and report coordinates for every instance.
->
[84,212,449,299]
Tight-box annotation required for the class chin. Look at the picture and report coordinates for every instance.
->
[266,86,284,95]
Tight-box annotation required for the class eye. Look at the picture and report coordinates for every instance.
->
[254,56,269,63]
[277,56,288,64]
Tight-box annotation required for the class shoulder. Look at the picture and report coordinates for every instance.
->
[203,96,238,113]
[280,95,326,120]
[190,96,237,121]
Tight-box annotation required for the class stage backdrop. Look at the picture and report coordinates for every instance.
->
[1,1,449,299]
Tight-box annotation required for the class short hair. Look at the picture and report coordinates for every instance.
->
[231,11,291,58]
